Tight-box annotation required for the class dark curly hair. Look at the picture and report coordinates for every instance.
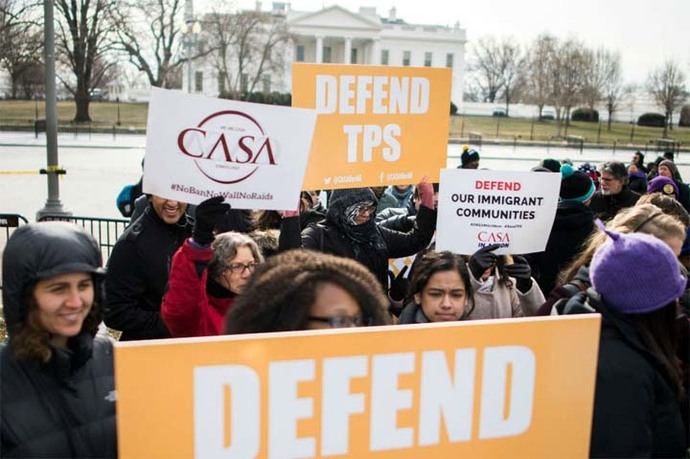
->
[10,275,103,363]
[408,251,475,319]
[225,249,390,334]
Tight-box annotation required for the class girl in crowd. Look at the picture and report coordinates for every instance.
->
[225,249,390,333]
[1,222,116,458]
[399,251,475,324]
[563,224,687,457]
[657,159,690,212]
[162,197,264,337]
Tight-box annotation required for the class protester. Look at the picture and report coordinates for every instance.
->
[377,184,415,214]
[647,175,679,198]
[466,244,545,319]
[527,164,595,295]
[104,195,192,340]
[539,204,686,315]
[1,222,116,458]
[627,162,647,194]
[458,147,480,169]
[539,158,561,173]
[632,150,647,173]
[657,159,690,212]
[589,161,640,221]
[399,251,475,324]
[280,180,436,289]
[161,197,264,337]
[577,162,600,190]
[225,249,390,333]
[561,224,687,458]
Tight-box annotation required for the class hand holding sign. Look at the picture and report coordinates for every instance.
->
[469,243,500,280]
[503,255,533,293]
[192,196,230,245]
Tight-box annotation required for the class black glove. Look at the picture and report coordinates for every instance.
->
[387,266,410,302]
[468,244,500,280]
[192,196,231,245]
[503,255,533,293]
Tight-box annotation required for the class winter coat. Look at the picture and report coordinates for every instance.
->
[466,267,545,320]
[0,222,116,458]
[280,188,436,288]
[0,336,117,458]
[563,291,686,458]
[376,186,414,214]
[104,203,192,340]
[628,172,648,194]
[589,187,640,221]
[161,240,236,337]
[398,302,431,324]
[526,201,594,295]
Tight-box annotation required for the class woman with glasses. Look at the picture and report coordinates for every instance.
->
[162,197,264,337]
[225,249,390,334]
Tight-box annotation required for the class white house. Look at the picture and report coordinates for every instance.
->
[184,3,467,107]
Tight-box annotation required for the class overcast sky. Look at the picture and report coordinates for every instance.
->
[210,0,690,86]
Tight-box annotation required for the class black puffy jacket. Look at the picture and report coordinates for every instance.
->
[104,203,192,340]
[1,222,116,458]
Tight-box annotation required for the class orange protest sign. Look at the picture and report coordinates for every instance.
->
[292,63,451,190]
[115,315,600,458]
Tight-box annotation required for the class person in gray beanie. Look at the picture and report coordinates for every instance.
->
[562,222,687,457]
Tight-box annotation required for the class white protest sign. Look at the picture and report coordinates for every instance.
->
[143,87,316,210]
[436,169,560,255]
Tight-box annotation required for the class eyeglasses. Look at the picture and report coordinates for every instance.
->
[308,315,367,328]
[226,262,258,274]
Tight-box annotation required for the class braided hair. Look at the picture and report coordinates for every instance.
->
[225,249,390,334]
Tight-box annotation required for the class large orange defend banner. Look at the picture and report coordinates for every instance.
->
[292,63,451,190]
[115,315,600,458]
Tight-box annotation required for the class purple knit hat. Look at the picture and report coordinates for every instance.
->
[647,175,679,197]
[590,221,686,314]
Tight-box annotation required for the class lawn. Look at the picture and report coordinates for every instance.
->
[1,99,688,148]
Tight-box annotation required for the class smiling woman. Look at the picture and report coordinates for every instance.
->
[1,222,117,458]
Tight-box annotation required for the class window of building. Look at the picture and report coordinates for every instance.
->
[424,51,433,67]
[296,45,305,62]
[240,73,248,92]
[323,46,332,63]
[446,53,454,68]
[262,74,271,94]
[350,48,358,64]
[194,71,203,92]
[403,50,411,66]
[381,49,389,65]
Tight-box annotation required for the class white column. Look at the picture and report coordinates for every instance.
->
[344,37,352,64]
[315,35,323,63]
[370,38,381,65]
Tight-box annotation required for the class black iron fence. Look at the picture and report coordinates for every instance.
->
[0,214,29,290]
[37,215,129,261]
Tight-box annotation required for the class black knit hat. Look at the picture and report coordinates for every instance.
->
[460,149,480,167]
[540,158,561,173]
[560,164,595,203]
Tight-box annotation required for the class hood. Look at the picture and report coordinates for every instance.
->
[2,222,105,334]
[326,187,377,227]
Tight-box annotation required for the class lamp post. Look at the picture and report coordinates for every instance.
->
[184,20,201,93]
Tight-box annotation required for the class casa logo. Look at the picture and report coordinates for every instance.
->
[177,110,279,184]
[477,231,510,243]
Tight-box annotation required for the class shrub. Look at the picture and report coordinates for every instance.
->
[679,105,690,127]
[571,107,599,122]
[637,112,666,127]
[450,101,458,115]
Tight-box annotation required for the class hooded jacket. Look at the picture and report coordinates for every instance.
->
[659,160,690,212]
[589,186,640,222]
[1,222,116,458]
[564,291,686,458]
[280,187,436,288]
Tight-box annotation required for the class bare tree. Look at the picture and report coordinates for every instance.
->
[0,0,42,99]
[581,48,611,112]
[647,60,688,137]
[523,34,557,119]
[497,40,524,116]
[112,0,211,88]
[204,8,290,98]
[551,39,588,135]
[600,52,625,130]
[469,37,505,103]
[54,0,118,122]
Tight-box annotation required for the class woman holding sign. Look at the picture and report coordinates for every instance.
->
[1,222,116,458]
[280,180,437,290]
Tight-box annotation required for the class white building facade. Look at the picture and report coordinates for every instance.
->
[185,3,467,106]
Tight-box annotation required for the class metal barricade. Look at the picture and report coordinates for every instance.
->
[38,215,129,262]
